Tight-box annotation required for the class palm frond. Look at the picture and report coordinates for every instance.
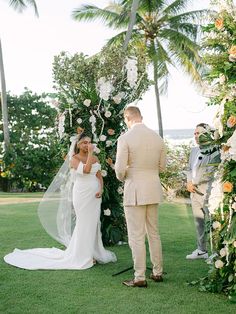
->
[163,0,191,15]
[160,28,200,61]
[138,0,166,11]
[168,22,199,40]
[168,42,204,83]
[72,5,124,29]
[9,0,38,16]
[169,9,212,24]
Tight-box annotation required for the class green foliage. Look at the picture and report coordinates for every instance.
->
[52,45,150,245]
[160,142,192,199]
[197,0,236,300]
[0,89,61,191]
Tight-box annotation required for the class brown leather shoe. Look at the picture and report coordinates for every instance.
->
[123,279,147,288]
[150,273,163,282]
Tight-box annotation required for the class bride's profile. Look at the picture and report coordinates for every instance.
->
[4,129,117,270]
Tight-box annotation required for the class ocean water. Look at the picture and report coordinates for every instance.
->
[163,129,195,146]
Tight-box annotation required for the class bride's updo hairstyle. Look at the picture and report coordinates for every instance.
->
[74,127,91,154]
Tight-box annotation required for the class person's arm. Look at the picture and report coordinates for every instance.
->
[159,141,167,173]
[186,149,195,193]
[83,143,94,173]
[115,136,129,182]
[95,170,103,198]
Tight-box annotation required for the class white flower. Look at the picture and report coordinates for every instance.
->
[117,186,123,194]
[212,221,221,230]
[233,241,236,248]
[76,118,82,124]
[219,74,226,84]
[94,146,100,154]
[113,95,121,104]
[97,77,114,101]
[83,99,91,107]
[232,202,236,211]
[58,112,66,139]
[67,98,74,104]
[215,259,224,269]
[100,135,107,141]
[113,92,125,104]
[104,111,112,118]
[125,57,138,88]
[208,179,224,214]
[219,247,227,257]
[104,208,111,216]
[101,170,107,177]
[89,115,96,123]
[106,140,113,147]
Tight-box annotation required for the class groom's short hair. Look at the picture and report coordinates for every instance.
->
[124,106,142,119]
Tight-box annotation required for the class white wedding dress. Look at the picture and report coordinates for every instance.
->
[4,162,117,270]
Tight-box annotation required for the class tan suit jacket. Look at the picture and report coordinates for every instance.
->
[115,123,166,206]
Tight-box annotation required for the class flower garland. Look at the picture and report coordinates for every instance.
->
[198,0,236,301]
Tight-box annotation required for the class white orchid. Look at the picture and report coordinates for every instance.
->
[208,179,224,214]
[58,112,66,139]
[97,77,114,101]
[125,57,138,88]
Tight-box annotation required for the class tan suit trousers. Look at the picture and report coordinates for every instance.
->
[124,204,163,281]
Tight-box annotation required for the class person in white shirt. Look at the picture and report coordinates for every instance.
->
[186,123,219,260]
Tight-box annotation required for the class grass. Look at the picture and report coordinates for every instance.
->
[0,200,235,314]
[0,192,43,198]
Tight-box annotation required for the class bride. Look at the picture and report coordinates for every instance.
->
[4,130,117,269]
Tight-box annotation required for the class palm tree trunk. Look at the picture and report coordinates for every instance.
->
[0,38,10,149]
[152,49,163,138]
[123,0,140,50]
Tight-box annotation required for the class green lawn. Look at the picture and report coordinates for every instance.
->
[0,200,235,314]
[0,192,43,198]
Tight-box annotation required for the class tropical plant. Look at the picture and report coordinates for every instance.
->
[52,45,150,244]
[191,0,236,301]
[6,0,38,15]
[0,89,61,192]
[72,0,210,137]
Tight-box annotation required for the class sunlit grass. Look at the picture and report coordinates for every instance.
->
[0,201,234,313]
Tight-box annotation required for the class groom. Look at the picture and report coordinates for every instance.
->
[115,106,167,288]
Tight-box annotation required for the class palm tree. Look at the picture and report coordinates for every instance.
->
[0,0,38,149]
[72,0,210,137]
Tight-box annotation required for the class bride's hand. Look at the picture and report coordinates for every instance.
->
[95,191,103,198]
[88,143,95,153]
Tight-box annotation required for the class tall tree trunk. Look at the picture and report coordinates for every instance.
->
[123,0,140,50]
[152,45,163,138]
[0,38,10,149]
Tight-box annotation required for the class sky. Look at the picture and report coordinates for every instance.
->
[0,0,218,130]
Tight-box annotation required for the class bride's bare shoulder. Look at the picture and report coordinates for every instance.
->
[70,155,81,168]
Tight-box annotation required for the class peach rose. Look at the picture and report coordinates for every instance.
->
[228,45,236,55]
[215,18,224,30]
[107,128,115,136]
[222,145,230,152]
[227,116,236,128]
[223,181,233,193]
